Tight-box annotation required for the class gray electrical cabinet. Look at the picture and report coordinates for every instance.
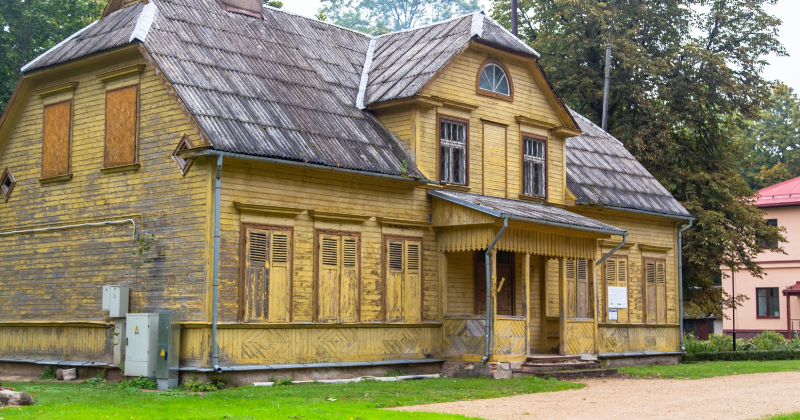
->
[102,285,130,318]
[156,311,181,390]
[124,313,158,379]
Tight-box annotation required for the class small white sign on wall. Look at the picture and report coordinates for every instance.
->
[608,286,628,309]
[608,309,618,320]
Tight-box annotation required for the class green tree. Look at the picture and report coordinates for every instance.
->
[0,0,105,113]
[736,83,800,190]
[319,0,480,34]
[490,0,786,315]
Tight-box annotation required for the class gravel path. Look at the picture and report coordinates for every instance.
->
[393,371,800,420]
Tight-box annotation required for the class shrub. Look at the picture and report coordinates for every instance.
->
[183,377,223,392]
[751,330,786,350]
[682,348,800,362]
[118,376,157,390]
[39,366,57,380]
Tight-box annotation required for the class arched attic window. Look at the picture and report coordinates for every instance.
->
[477,59,513,100]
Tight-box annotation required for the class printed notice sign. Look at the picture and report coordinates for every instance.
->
[607,287,628,309]
[608,309,618,320]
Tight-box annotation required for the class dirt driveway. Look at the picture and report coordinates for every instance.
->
[394,371,800,420]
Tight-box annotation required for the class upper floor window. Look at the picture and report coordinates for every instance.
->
[477,60,512,100]
[757,287,780,318]
[104,85,139,169]
[757,219,778,249]
[42,101,73,180]
[439,117,468,185]
[522,136,546,197]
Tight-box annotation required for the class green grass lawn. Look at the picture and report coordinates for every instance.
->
[760,415,800,420]
[0,376,581,420]
[619,359,800,379]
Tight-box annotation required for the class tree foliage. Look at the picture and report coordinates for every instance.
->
[490,0,786,315]
[318,0,479,34]
[736,83,800,190]
[0,0,104,112]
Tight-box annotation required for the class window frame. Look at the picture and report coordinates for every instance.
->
[313,229,362,323]
[437,114,470,186]
[0,167,16,203]
[603,255,628,323]
[382,234,425,323]
[238,223,294,323]
[40,99,73,181]
[757,219,779,249]
[756,287,780,319]
[102,84,140,171]
[520,133,548,199]
[476,58,514,101]
[643,257,668,324]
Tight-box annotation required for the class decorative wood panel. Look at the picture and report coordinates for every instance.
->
[598,325,680,353]
[437,225,595,260]
[444,317,487,358]
[0,325,112,362]
[206,326,441,365]
[482,122,507,197]
[41,101,71,178]
[493,317,526,355]
[565,320,596,355]
[104,85,138,168]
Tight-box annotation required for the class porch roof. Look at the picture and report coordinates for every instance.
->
[783,281,800,296]
[429,190,626,236]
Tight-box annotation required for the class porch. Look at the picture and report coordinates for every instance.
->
[431,190,626,363]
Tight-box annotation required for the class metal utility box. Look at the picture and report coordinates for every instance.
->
[156,311,181,390]
[124,313,158,379]
[102,285,130,318]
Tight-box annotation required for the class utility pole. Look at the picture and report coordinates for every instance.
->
[601,0,617,131]
[511,0,518,36]
[732,269,737,351]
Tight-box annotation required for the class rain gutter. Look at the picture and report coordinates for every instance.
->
[483,216,509,363]
[678,219,695,351]
[212,154,222,373]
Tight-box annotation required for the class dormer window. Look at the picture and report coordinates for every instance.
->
[477,60,512,100]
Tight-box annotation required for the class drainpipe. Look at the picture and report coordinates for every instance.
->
[483,216,510,363]
[678,220,694,351]
[595,232,628,330]
[212,154,223,373]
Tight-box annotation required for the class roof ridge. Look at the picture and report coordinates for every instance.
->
[479,13,538,56]
[262,4,374,39]
[129,1,158,43]
[374,11,478,38]
[758,175,800,194]
[21,20,99,72]
[568,108,624,146]
[356,38,377,109]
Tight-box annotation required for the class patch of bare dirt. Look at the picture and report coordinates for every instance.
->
[394,371,800,420]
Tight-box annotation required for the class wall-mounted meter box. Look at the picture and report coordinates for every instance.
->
[124,313,158,379]
[102,285,129,318]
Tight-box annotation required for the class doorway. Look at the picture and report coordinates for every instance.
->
[474,250,515,315]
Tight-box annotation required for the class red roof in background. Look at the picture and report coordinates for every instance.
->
[755,176,800,207]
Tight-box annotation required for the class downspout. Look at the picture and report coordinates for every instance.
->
[212,154,223,373]
[678,219,694,351]
[595,232,628,331]
[483,216,510,363]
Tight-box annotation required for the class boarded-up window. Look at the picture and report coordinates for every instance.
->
[384,237,423,323]
[104,85,138,168]
[440,117,467,185]
[604,257,628,323]
[317,232,360,323]
[42,101,72,179]
[522,136,546,197]
[241,225,292,323]
[644,259,667,323]
[566,259,590,319]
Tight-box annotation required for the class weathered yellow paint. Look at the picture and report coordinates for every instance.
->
[598,324,680,353]
[0,325,112,362]
[565,320,596,355]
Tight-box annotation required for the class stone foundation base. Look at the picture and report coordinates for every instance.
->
[0,362,122,382]
[442,361,524,379]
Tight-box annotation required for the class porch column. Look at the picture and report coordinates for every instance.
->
[787,293,792,340]
[559,256,567,355]
[523,253,531,355]
[540,257,548,352]
[440,252,447,321]
[490,249,497,356]
[590,259,598,354]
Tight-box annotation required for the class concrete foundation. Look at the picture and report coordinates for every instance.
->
[0,362,122,382]
[442,362,524,379]
[600,354,680,368]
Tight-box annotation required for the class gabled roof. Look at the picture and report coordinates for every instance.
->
[430,190,626,236]
[566,110,692,218]
[755,176,800,208]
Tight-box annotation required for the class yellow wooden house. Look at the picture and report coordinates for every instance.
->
[0,0,693,380]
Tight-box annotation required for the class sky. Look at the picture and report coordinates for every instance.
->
[281,0,800,92]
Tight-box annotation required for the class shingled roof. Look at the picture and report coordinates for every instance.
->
[566,110,691,218]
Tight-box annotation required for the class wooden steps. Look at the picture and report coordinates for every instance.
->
[512,354,617,379]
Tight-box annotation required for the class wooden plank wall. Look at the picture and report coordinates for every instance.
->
[0,56,209,359]
[376,46,567,205]
[0,325,112,362]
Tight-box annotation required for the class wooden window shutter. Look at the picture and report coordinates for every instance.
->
[405,241,422,323]
[645,261,656,323]
[268,232,291,322]
[42,101,72,179]
[318,235,341,323]
[104,85,138,168]
[656,261,666,323]
[566,259,577,318]
[576,259,589,318]
[243,228,270,322]
[385,238,423,323]
[340,237,359,323]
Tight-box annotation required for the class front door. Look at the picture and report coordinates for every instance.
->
[475,251,515,315]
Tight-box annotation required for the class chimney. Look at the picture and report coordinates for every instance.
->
[511,0,518,36]
[217,0,263,18]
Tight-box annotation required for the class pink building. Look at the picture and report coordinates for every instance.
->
[723,176,800,339]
